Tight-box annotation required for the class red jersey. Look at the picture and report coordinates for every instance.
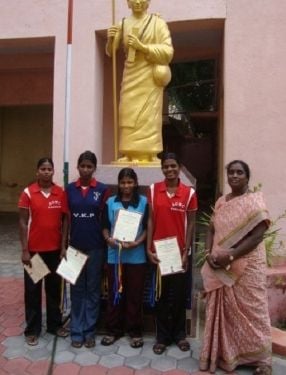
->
[18,182,68,252]
[148,180,198,253]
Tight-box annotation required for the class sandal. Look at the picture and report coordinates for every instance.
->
[56,327,69,338]
[71,340,83,348]
[153,342,166,355]
[176,339,190,352]
[101,335,117,346]
[253,365,272,375]
[25,335,38,346]
[84,338,96,348]
[47,327,69,338]
[130,337,144,348]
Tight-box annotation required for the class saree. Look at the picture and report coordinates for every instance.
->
[199,192,272,373]
[118,14,173,156]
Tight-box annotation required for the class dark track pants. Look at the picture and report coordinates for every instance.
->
[24,250,62,337]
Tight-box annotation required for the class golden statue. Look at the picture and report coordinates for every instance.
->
[106,0,174,163]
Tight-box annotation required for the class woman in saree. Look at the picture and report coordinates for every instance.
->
[106,0,173,162]
[199,160,272,375]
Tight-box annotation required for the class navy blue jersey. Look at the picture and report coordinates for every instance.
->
[66,179,109,251]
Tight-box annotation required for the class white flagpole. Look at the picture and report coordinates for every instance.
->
[112,0,118,160]
[63,0,73,186]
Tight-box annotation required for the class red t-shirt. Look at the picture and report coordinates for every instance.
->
[18,182,68,252]
[148,180,198,253]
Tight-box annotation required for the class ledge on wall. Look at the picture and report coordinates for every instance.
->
[267,266,286,326]
[272,327,286,356]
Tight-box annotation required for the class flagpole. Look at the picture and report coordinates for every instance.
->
[112,0,118,160]
[63,0,73,187]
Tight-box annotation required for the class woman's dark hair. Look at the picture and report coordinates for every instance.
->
[77,151,97,167]
[37,157,54,169]
[226,160,250,181]
[160,152,181,167]
[117,167,139,204]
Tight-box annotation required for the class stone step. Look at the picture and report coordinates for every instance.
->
[267,266,286,325]
[272,327,286,356]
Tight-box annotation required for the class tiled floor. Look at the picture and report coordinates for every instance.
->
[0,276,206,374]
[0,213,285,374]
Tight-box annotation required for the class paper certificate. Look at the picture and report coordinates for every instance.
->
[24,253,51,284]
[112,209,142,242]
[56,246,88,285]
[154,237,184,276]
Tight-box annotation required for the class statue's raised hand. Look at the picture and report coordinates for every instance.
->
[128,33,147,53]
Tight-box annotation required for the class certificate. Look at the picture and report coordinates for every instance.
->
[154,237,184,276]
[24,253,50,284]
[112,209,142,242]
[56,246,88,285]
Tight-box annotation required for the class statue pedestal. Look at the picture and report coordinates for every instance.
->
[96,164,196,192]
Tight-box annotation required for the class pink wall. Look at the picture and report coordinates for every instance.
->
[224,0,286,230]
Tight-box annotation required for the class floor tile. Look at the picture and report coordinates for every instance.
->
[164,370,190,375]
[26,360,51,375]
[54,349,75,364]
[99,353,125,368]
[79,364,108,375]
[53,363,81,375]
[74,351,100,366]
[107,366,134,375]
[177,357,200,372]
[134,370,161,375]
[3,357,31,373]
[125,355,151,370]
[3,326,23,336]
[151,357,177,372]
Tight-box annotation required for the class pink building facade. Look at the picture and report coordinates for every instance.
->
[0,0,286,239]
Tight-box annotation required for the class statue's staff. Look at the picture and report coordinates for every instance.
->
[112,0,118,160]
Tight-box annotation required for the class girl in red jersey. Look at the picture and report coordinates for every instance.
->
[18,158,68,346]
[147,152,197,355]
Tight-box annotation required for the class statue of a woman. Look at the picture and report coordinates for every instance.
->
[106,0,174,162]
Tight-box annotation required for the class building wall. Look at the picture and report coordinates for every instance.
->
[0,0,286,236]
[224,0,286,229]
[0,0,67,180]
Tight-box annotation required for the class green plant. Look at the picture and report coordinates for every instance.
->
[264,210,286,266]
[195,210,213,267]
[253,183,286,266]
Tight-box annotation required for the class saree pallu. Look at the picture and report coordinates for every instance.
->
[199,192,272,373]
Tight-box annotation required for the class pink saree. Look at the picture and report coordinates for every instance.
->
[199,192,272,373]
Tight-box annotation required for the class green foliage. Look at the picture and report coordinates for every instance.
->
[195,210,213,267]
[264,210,286,266]
[251,182,262,192]
[253,183,286,266]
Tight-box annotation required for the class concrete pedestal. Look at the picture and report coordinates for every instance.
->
[96,164,196,191]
